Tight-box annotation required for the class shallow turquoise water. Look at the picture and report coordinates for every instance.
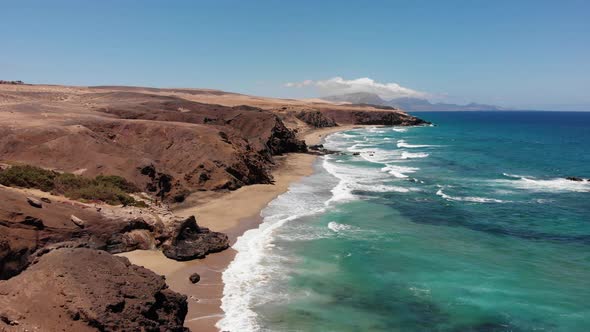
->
[219,112,590,332]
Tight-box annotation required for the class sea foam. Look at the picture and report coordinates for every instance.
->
[397,139,433,148]
[401,151,429,159]
[436,188,506,203]
[381,165,419,178]
[500,173,590,193]
[217,179,330,332]
[328,221,353,232]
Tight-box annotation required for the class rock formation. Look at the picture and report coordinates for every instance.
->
[319,108,429,126]
[0,248,188,331]
[296,111,338,128]
[162,216,229,260]
[566,176,585,182]
[0,188,227,279]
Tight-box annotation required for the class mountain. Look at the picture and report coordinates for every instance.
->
[323,92,503,111]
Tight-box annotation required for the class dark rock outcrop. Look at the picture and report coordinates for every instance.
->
[347,110,429,126]
[0,208,159,280]
[0,80,24,85]
[566,176,584,182]
[266,116,307,155]
[305,107,429,126]
[0,248,188,332]
[163,216,229,261]
[26,197,43,208]
[296,111,337,128]
[307,144,339,155]
[0,188,228,279]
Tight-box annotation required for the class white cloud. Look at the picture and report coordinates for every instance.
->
[284,77,428,99]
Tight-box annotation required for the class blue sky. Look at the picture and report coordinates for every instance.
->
[1,0,589,110]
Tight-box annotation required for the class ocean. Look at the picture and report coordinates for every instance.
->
[218,111,590,332]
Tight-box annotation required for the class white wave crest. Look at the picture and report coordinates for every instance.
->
[499,174,590,193]
[323,157,412,204]
[397,139,433,148]
[328,221,353,232]
[401,151,429,159]
[381,165,419,178]
[436,188,505,203]
[392,128,408,132]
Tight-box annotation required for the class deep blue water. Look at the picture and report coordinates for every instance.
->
[220,111,590,332]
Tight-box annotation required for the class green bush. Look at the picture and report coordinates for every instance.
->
[95,175,139,193]
[53,173,94,194]
[65,183,137,206]
[0,165,56,191]
[0,165,145,207]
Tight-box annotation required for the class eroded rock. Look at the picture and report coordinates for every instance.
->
[566,176,584,182]
[26,197,42,208]
[163,216,229,261]
[0,248,189,331]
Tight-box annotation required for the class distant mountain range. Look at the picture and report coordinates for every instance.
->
[322,92,503,111]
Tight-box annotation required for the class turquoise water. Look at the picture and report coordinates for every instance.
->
[219,112,590,332]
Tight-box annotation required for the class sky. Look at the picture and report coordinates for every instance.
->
[1,0,589,110]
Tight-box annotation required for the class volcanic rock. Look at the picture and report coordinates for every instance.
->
[1,188,157,279]
[0,248,189,331]
[26,197,43,208]
[296,111,337,128]
[163,216,229,261]
[189,273,201,284]
[566,176,584,182]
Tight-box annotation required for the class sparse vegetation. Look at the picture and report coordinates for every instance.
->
[0,165,146,207]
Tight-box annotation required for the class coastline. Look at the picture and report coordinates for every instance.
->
[119,125,361,331]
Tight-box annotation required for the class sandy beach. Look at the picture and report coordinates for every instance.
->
[119,126,361,331]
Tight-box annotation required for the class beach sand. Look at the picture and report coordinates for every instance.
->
[118,126,360,331]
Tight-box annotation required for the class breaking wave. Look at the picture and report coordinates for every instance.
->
[436,188,506,203]
[401,151,429,159]
[500,173,590,193]
[397,139,433,148]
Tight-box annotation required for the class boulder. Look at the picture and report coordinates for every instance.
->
[163,216,229,261]
[566,176,584,182]
[70,215,85,228]
[0,248,189,331]
[20,216,44,229]
[26,197,43,208]
[189,273,201,284]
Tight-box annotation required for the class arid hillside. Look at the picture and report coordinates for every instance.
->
[0,84,427,202]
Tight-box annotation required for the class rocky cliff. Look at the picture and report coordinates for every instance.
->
[317,108,429,126]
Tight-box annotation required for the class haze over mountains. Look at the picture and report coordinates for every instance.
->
[323,92,503,111]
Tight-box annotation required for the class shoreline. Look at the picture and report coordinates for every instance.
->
[119,125,361,331]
